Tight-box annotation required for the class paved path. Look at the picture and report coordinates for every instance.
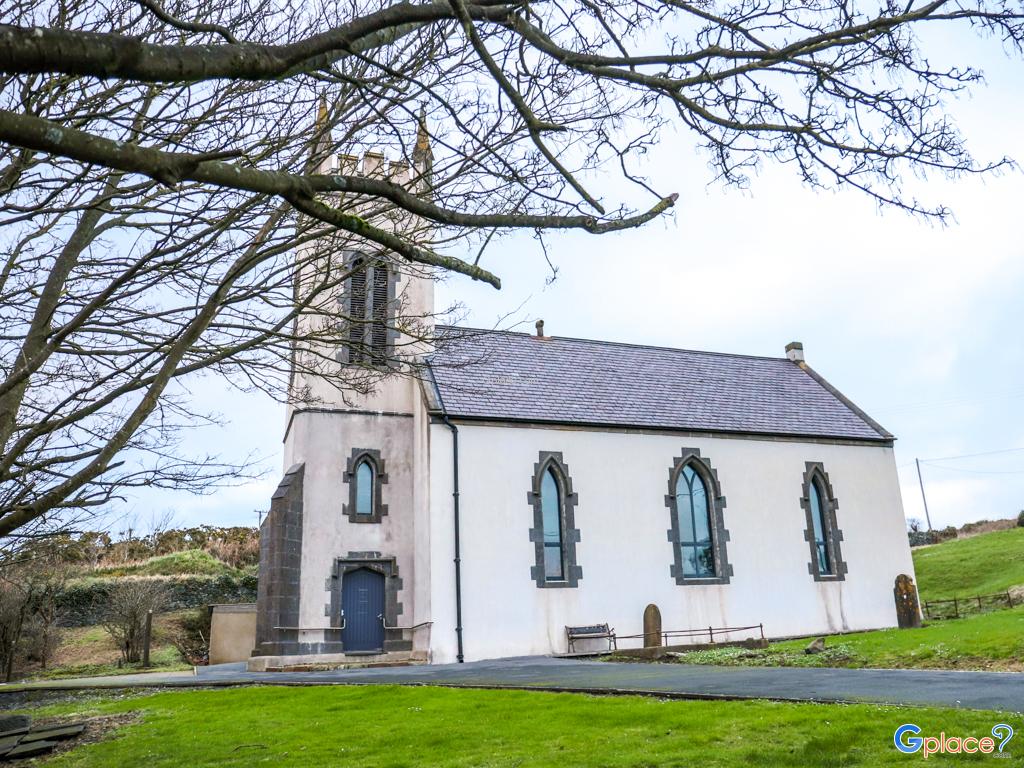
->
[4,657,1023,712]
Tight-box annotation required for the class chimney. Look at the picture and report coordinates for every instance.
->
[535,319,545,338]
[785,341,805,363]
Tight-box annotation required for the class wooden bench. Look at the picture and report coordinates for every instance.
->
[565,623,617,654]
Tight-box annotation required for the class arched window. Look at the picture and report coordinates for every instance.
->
[354,459,374,517]
[801,463,847,580]
[809,478,832,575]
[676,464,716,578]
[540,467,564,581]
[344,448,388,523]
[528,452,582,588]
[665,449,732,585]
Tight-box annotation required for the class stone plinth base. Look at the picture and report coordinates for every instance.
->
[248,649,427,672]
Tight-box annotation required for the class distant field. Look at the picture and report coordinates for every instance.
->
[912,527,1024,602]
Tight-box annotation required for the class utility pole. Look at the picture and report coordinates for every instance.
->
[915,458,933,532]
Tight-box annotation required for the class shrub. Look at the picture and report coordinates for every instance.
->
[102,580,169,663]
[20,613,61,667]
[1017,510,1024,528]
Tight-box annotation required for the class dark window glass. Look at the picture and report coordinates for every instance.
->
[541,467,564,581]
[676,464,716,578]
[355,460,374,516]
[348,259,367,363]
[809,479,832,574]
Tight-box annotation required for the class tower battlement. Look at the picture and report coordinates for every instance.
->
[323,151,416,186]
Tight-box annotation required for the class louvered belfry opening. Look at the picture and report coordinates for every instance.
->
[348,258,368,363]
[346,256,390,365]
[370,262,389,358]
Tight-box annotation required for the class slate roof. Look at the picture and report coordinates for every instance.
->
[427,326,891,442]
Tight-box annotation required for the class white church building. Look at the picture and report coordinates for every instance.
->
[251,137,915,669]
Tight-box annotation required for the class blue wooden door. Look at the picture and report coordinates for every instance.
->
[342,568,385,652]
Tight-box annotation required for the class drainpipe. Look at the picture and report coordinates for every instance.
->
[428,363,464,663]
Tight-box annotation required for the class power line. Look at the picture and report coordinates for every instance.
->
[923,446,1024,463]
[919,462,1024,476]
[871,390,1024,415]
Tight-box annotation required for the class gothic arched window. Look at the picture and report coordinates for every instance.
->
[343,449,388,523]
[528,452,582,588]
[809,477,832,575]
[354,459,374,517]
[675,464,715,578]
[665,449,732,585]
[801,463,847,580]
[540,466,565,581]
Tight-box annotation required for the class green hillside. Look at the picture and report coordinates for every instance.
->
[90,549,246,578]
[912,526,1024,602]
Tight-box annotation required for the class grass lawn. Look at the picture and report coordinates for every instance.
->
[658,606,1024,671]
[22,686,1017,767]
[913,527,1024,603]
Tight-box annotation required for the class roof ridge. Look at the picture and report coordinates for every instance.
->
[434,324,791,363]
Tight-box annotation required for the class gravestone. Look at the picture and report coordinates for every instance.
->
[643,603,662,648]
[894,573,922,629]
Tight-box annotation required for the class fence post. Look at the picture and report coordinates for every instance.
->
[953,597,958,619]
[142,610,153,668]
[977,596,983,611]
[1008,591,1014,609]
[708,626,714,643]
[759,623,765,640]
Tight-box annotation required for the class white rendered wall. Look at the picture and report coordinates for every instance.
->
[286,406,426,650]
[428,422,913,663]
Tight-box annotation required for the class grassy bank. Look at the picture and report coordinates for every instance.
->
[23,613,191,681]
[659,605,1024,671]
[913,526,1024,603]
[22,686,1014,767]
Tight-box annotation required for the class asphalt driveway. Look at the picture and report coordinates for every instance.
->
[4,656,1023,712]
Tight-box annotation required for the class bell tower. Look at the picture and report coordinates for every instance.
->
[253,107,438,666]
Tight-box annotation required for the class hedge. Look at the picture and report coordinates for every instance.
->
[57,573,258,627]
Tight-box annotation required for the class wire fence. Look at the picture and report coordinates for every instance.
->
[922,591,1015,620]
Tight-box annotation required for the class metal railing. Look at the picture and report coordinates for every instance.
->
[615,622,765,647]
[378,615,433,632]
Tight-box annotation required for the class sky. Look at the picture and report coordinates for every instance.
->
[115,26,1024,536]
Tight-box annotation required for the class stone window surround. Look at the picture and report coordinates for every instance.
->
[665,448,733,586]
[338,249,399,366]
[322,551,412,654]
[343,448,388,524]
[800,461,848,581]
[527,451,583,588]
